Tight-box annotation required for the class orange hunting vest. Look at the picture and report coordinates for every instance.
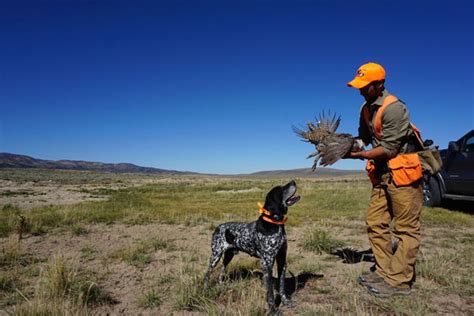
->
[363,95,423,186]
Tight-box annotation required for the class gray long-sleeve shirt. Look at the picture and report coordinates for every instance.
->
[358,89,412,159]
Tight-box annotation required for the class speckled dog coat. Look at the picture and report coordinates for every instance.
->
[204,181,300,314]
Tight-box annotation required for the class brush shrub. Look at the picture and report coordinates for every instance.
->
[301,228,345,254]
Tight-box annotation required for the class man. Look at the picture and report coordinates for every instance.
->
[345,62,424,298]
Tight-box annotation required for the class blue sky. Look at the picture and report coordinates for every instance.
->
[1,0,472,174]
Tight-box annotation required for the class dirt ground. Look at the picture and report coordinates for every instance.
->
[3,221,473,315]
[0,179,108,208]
[1,173,473,315]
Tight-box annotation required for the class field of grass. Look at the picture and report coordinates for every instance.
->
[1,169,473,315]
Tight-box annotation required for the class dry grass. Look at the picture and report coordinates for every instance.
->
[1,169,473,315]
[6,253,112,315]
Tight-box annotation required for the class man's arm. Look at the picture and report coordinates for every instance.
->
[346,146,388,161]
[347,101,409,161]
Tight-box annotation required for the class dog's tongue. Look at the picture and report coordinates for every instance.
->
[286,195,300,206]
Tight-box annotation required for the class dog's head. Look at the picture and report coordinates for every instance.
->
[263,180,300,222]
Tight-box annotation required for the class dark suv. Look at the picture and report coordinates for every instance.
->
[424,130,474,206]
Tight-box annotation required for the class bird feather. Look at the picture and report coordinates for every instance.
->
[294,112,362,170]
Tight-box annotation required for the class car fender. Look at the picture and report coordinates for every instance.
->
[432,172,446,196]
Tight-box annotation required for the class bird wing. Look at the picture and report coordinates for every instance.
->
[293,111,341,145]
[318,111,341,134]
[318,135,354,166]
[295,112,357,169]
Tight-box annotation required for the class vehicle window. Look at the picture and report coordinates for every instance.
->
[464,135,474,152]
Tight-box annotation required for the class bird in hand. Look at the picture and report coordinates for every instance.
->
[293,112,364,170]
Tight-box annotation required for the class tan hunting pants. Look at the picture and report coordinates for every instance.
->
[366,173,423,288]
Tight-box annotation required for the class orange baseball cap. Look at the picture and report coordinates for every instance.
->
[347,62,386,89]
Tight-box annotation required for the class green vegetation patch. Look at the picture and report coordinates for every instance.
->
[0,247,41,269]
[137,288,163,308]
[114,244,152,268]
[422,207,474,227]
[418,250,474,296]
[0,190,45,197]
[174,271,266,315]
[112,237,175,268]
[300,228,345,254]
[0,178,373,237]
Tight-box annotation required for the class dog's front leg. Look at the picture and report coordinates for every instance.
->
[276,245,293,307]
[261,257,277,314]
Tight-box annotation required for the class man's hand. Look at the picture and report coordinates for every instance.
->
[343,151,365,159]
[342,151,354,159]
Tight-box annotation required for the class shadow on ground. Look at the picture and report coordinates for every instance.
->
[440,200,474,213]
[226,266,323,302]
[283,271,324,296]
[331,247,375,264]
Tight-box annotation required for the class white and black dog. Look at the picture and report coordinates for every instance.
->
[204,181,300,313]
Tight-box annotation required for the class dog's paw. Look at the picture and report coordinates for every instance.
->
[281,296,294,308]
[268,307,282,316]
[218,274,226,284]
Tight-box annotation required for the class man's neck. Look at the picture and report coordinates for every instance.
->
[367,88,388,107]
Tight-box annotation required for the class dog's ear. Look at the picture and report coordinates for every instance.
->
[264,186,285,214]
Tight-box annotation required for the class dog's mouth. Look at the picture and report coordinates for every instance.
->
[286,193,300,206]
[283,181,300,207]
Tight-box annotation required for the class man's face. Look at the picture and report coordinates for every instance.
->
[359,81,382,102]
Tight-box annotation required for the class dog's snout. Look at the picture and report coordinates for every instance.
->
[285,180,297,191]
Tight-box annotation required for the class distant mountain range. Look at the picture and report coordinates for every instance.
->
[0,153,363,177]
[0,153,192,175]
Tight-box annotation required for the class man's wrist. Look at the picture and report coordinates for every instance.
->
[351,151,366,159]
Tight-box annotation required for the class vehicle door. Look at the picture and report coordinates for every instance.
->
[443,131,474,196]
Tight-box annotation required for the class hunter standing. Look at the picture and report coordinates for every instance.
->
[345,62,424,297]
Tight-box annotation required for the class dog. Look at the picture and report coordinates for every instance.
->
[204,180,300,313]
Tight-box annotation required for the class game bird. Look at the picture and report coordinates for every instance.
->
[294,112,364,170]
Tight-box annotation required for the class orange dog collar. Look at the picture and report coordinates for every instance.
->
[257,202,288,225]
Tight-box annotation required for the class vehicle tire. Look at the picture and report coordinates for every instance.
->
[423,176,442,207]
